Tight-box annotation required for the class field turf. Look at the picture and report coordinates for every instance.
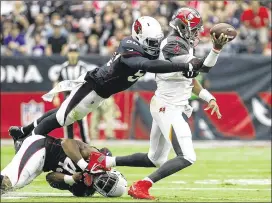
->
[1,141,271,202]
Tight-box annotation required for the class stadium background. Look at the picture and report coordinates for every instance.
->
[1,0,271,141]
[0,1,271,202]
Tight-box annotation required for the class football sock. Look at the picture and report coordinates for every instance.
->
[148,156,192,183]
[22,108,59,136]
[116,153,155,167]
[34,113,61,135]
[143,177,154,184]
[106,156,116,168]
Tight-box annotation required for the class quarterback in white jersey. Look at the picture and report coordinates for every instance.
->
[86,8,229,200]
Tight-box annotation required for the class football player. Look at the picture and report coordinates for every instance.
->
[0,134,126,197]
[9,16,206,147]
[87,8,229,200]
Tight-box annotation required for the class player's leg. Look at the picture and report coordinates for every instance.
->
[147,120,195,183]
[64,124,74,139]
[108,120,168,168]
[78,116,90,144]
[9,108,59,141]
[129,99,196,199]
[34,82,104,135]
[1,135,46,192]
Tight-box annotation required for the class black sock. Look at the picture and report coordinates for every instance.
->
[116,153,155,167]
[22,108,59,135]
[34,113,61,135]
[148,156,192,183]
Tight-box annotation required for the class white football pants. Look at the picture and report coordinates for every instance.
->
[1,135,46,189]
[147,96,196,167]
[56,74,105,126]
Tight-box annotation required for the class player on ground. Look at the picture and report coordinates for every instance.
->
[9,16,206,145]
[0,134,126,197]
[87,8,229,200]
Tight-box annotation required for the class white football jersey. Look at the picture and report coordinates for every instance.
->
[155,38,195,106]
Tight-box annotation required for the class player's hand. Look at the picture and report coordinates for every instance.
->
[81,171,94,186]
[53,96,60,107]
[204,99,222,119]
[183,71,199,78]
[211,33,229,51]
[72,172,83,183]
[189,57,205,72]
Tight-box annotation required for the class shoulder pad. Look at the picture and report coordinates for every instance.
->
[161,36,190,60]
[119,37,145,57]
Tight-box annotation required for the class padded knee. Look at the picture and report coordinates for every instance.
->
[56,109,65,126]
[148,154,168,167]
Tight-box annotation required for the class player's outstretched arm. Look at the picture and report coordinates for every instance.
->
[199,33,229,73]
[61,139,91,171]
[46,172,82,188]
[192,79,222,119]
[122,56,203,73]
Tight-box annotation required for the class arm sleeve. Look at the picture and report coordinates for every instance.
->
[121,56,190,73]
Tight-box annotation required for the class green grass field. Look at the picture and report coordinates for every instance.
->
[1,142,271,202]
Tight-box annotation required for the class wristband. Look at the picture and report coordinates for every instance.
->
[64,175,76,186]
[77,158,88,171]
[199,89,215,103]
[203,49,220,67]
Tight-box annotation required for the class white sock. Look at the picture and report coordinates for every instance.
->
[143,177,154,184]
[106,156,116,168]
[20,127,24,134]
[34,120,38,127]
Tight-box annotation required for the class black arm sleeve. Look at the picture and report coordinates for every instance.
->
[122,56,190,73]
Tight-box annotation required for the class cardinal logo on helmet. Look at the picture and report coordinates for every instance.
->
[134,19,142,34]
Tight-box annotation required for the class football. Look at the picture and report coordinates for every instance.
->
[210,23,237,42]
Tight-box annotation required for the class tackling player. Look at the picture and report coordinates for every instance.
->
[0,134,126,197]
[9,16,206,145]
[87,8,229,200]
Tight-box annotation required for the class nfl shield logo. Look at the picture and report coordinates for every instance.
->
[21,100,44,126]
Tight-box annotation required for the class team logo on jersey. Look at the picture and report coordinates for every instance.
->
[159,107,166,113]
[174,44,181,53]
[21,100,44,126]
[134,19,142,34]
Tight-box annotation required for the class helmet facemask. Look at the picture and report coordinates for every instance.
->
[141,36,163,57]
[93,172,118,197]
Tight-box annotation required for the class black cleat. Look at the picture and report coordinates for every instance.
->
[9,126,24,142]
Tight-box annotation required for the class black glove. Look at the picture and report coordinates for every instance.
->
[183,71,199,78]
[189,57,205,72]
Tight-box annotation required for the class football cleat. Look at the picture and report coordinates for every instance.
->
[87,152,111,174]
[128,180,155,200]
[99,147,112,157]
[9,126,24,142]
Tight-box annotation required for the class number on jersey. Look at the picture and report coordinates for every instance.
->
[128,70,145,82]
[56,157,77,174]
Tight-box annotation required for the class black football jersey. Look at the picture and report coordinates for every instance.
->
[84,37,156,98]
[43,136,81,174]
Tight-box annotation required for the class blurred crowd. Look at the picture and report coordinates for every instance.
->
[1,0,271,57]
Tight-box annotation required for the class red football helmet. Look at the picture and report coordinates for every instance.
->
[169,7,203,45]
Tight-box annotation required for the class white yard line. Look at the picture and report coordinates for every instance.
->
[2,186,271,199]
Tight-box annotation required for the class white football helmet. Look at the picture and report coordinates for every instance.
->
[132,16,164,57]
[93,169,127,197]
